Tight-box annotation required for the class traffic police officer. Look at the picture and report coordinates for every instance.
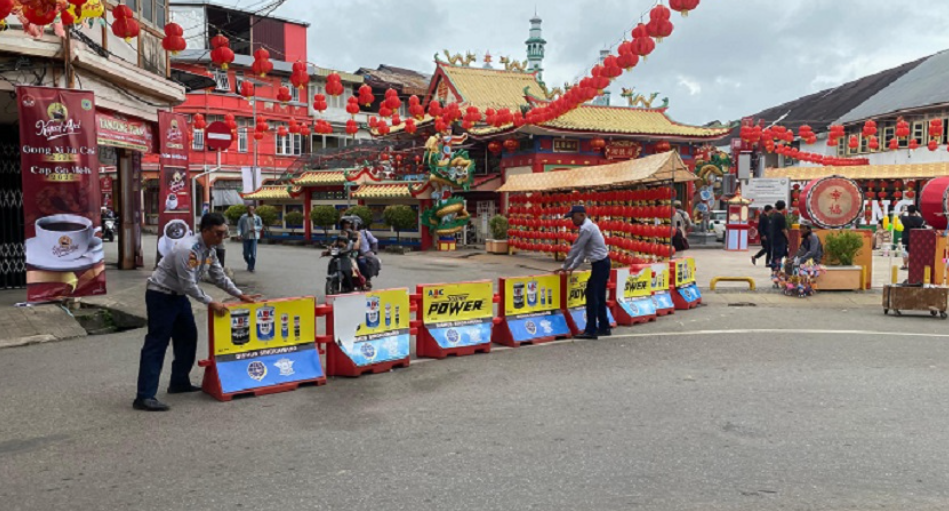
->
[134,213,257,412]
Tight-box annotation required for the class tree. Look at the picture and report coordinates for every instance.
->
[284,211,305,235]
[383,205,417,243]
[255,205,280,232]
[224,204,247,225]
[310,205,340,240]
[343,205,373,229]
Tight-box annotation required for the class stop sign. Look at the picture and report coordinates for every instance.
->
[205,121,234,151]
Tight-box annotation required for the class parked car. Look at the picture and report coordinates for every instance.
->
[708,210,727,241]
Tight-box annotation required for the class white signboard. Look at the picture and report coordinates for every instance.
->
[743,178,790,209]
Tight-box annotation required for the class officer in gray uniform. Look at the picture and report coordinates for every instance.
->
[134,213,257,412]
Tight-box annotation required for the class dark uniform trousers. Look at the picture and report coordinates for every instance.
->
[585,257,612,335]
[136,289,199,400]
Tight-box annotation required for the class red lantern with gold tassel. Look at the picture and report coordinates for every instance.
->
[209,34,235,70]
[669,0,700,17]
[358,85,375,107]
[647,4,674,42]
[111,4,141,42]
[161,22,187,55]
[631,23,656,60]
[252,49,273,77]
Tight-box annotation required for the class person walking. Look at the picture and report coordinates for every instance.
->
[557,205,611,340]
[769,200,790,272]
[752,205,773,266]
[672,200,692,252]
[238,205,263,273]
[134,213,258,412]
[899,205,926,270]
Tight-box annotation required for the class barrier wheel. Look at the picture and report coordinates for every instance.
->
[942,312,948,320]
[895,310,903,317]
[884,309,889,315]
[931,310,938,317]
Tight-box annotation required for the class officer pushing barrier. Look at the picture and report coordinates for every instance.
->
[494,274,572,347]
[562,271,617,336]
[612,266,658,326]
[670,257,702,310]
[415,281,497,359]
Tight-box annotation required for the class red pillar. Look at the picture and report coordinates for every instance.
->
[303,187,312,243]
[420,199,433,251]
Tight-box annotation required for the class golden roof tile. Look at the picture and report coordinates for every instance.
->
[241,185,301,200]
[539,105,731,138]
[765,162,949,181]
[440,64,545,111]
[352,183,414,199]
[293,170,351,186]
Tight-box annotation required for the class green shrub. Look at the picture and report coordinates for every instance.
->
[255,205,280,229]
[343,205,373,228]
[489,215,509,240]
[824,230,863,266]
[310,205,340,239]
[284,211,305,234]
[224,204,247,225]
[383,205,417,243]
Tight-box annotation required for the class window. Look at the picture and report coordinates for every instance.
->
[156,0,165,27]
[837,135,846,157]
[859,133,869,153]
[238,128,248,153]
[882,126,895,151]
[213,70,230,92]
[274,125,302,156]
[912,121,927,145]
[283,80,300,103]
[193,129,205,151]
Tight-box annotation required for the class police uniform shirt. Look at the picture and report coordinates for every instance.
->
[147,235,242,304]
[562,218,610,270]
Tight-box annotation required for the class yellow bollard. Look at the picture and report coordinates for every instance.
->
[925,266,932,284]
[892,265,899,285]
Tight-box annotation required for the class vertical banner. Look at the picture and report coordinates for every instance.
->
[421,282,494,349]
[330,289,412,367]
[17,86,105,302]
[157,112,192,262]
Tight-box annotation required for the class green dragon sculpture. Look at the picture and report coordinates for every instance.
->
[419,133,475,237]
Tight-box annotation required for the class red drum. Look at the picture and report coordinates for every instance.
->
[920,176,949,230]
[799,175,864,228]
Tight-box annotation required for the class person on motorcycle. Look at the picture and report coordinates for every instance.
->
[322,235,356,294]
[354,225,380,289]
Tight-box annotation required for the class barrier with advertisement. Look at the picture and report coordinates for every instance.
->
[671,257,701,309]
[650,262,675,316]
[325,289,412,376]
[416,281,494,359]
[200,297,325,401]
[562,271,616,335]
[612,267,658,325]
[494,274,571,346]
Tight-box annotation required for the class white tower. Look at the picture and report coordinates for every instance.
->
[526,13,546,82]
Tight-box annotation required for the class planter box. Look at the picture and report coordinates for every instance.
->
[816,265,863,291]
[486,239,509,254]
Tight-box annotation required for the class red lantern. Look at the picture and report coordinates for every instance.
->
[909,139,920,151]
[277,126,288,137]
[192,113,207,130]
[404,119,417,134]
[906,190,916,199]
[888,137,899,151]
[209,34,235,70]
[239,80,255,99]
[111,5,140,42]
[313,93,328,114]
[290,61,310,90]
[346,119,359,136]
[346,96,361,117]
[325,73,345,97]
[655,141,672,153]
[929,139,939,152]
[288,118,300,134]
[358,85,375,107]
[867,136,879,151]
[590,138,607,151]
[930,118,944,140]
[896,117,911,139]
[631,23,656,59]
[503,139,520,153]
[488,141,503,155]
[862,119,877,138]
[277,86,292,104]
[252,49,273,77]
[848,136,859,150]
[253,131,264,141]
[161,23,187,55]
[224,113,237,131]
[647,4,674,42]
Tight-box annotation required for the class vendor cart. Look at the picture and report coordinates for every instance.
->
[883,284,949,319]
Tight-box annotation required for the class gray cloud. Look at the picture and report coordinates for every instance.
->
[226,0,949,125]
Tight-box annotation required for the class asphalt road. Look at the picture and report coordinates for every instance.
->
[3,242,949,510]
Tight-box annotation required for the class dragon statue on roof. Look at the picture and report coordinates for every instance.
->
[419,133,474,240]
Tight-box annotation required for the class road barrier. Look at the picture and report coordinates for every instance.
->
[199,297,326,401]
[650,262,675,316]
[562,270,617,335]
[671,257,702,310]
[493,274,572,347]
[612,266,658,325]
[414,281,498,359]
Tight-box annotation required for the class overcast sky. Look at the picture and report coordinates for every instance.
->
[231,0,949,126]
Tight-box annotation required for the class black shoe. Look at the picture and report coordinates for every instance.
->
[133,398,170,412]
[575,333,598,340]
[167,384,202,394]
[597,329,612,337]
[751,256,757,266]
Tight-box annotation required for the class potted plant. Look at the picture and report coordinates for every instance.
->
[310,205,340,245]
[383,205,417,247]
[487,215,509,254]
[818,230,865,291]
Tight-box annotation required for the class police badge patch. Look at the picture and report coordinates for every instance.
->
[247,361,267,381]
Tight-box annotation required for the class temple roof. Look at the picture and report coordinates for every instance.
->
[241,185,301,200]
[435,63,545,111]
[352,183,415,199]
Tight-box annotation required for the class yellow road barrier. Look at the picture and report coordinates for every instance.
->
[710,277,756,291]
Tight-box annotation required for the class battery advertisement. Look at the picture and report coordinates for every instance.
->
[651,262,674,311]
[422,281,493,350]
[565,271,615,333]
[211,297,322,394]
[615,268,657,319]
[503,275,569,342]
[330,289,411,367]
[674,257,696,287]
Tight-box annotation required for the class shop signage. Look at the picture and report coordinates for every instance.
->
[96,111,153,152]
[421,281,493,349]
[604,140,642,160]
[553,139,579,153]
[211,297,322,395]
[157,111,193,262]
[330,289,411,367]
[17,86,106,302]
[744,178,790,209]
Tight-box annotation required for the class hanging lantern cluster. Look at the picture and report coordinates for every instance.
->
[239,80,255,100]
[798,124,816,145]
[161,22,186,55]
[408,95,425,120]
[290,61,309,90]
[325,73,345,97]
[740,122,762,145]
[210,34,235,70]
[276,85,292,104]
[827,124,845,146]
[506,189,678,264]
[358,84,375,107]
[192,113,207,131]
[252,49,273,77]
[646,4,674,43]
[312,93,328,115]
[929,119,944,151]
[254,118,269,141]
[111,4,140,42]
[314,119,333,135]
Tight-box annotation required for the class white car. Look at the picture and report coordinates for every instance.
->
[708,210,727,241]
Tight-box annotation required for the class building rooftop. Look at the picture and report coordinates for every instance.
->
[356,65,431,95]
[170,0,310,27]
[436,63,545,111]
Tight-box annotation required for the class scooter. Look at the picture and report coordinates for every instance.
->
[102,216,118,242]
[324,247,351,297]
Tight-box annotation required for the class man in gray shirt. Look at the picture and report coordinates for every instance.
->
[238,205,263,273]
[557,205,611,339]
[135,213,257,412]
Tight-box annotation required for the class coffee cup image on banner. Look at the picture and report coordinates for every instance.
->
[26,213,104,271]
[158,219,193,257]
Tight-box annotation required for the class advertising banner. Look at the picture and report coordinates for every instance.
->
[331,289,411,367]
[650,262,674,311]
[211,297,322,394]
[671,258,702,307]
[503,275,570,342]
[565,271,615,333]
[156,111,192,263]
[674,257,696,287]
[743,178,790,209]
[615,268,656,320]
[422,281,493,350]
[17,86,105,302]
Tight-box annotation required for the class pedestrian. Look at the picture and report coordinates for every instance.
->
[238,205,263,273]
[751,205,773,266]
[556,205,611,340]
[672,200,692,252]
[899,205,926,270]
[794,224,823,265]
[872,218,891,251]
[134,213,258,412]
[769,200,790,272]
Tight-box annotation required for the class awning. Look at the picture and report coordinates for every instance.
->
[352,183,413,199]
[765,162,949,181]
[497,151,697,193]
[170,68,218,92]
[212,189,244,206]
[242,185,302,200]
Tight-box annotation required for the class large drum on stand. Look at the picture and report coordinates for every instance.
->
[920,176,949,231]
[799,175,864,228]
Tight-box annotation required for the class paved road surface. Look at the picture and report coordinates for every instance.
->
[2,241,948,510]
